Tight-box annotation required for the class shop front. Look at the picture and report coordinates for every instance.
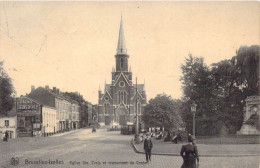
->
[17,97,42,137]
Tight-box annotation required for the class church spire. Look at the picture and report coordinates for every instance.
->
[116,15,127,54]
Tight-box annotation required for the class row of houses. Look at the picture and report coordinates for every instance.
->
[0,85,97,139]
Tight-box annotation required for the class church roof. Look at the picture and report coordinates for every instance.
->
[133,84,145,92]
[105,84,112,92]
[116,16,127,55]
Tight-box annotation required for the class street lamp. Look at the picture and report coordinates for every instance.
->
[190,102,197,137]
[134,77,140,144]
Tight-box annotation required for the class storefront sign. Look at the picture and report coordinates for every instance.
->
[17,97,41,116]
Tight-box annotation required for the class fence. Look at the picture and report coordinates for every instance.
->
[195,134,260,144]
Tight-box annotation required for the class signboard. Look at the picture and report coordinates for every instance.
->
[17,97,41,116]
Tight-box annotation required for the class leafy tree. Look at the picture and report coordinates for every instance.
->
[231,45,260,96]
[142,94,184,131]
[180,54,218,135]
[0,61,15,116]
[211,60,244,134]
[180,45,259,135]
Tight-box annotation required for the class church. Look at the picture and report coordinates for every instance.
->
[98,17,147,128]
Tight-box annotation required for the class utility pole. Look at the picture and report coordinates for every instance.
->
[134,77,140,143]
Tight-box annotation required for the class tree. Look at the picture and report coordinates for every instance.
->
[142,94,184,131]
[211,60,244,134]
[180,54,218,135]
[180,45,259,135]
[231,45,260,96]
[0,61,15,116]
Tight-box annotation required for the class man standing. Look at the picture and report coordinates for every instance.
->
[143,133,153,163]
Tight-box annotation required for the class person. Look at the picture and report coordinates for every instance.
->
[140,133,144,142]
[180,134,199,168]
[92,127,96,133]
[4,131,8,142]
[172,131,182,144]
[143,133,153,163]
[156,131,163,140]
[164,131,171,142]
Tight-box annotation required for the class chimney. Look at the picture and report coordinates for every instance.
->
[57,89,60,94]
[53,87,56,94]
[45,85,49,90]
[31,85,35,92]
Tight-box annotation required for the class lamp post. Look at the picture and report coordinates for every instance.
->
[134,77,140,144]
[190,102,197,137]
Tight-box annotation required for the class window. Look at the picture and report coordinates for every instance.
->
[104,103,109,114]
[138,102,141,114]
[118,91,127,104]
[119,81,125,87]
[120,58,124,69]
[134,102,142,115]
[5,120,9,127]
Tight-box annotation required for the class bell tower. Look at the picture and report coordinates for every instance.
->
[115,16,129,72]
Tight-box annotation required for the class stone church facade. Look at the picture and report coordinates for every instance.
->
[98,18,147,128]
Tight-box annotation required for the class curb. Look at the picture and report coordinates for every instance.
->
[131,139,260,157]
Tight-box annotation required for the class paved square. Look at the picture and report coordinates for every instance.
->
[0,129,259,168]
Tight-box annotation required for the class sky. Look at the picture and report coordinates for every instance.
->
[0,1,259,104]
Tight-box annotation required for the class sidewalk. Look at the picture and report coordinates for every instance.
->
[132,139,260,157]
[0,128,89,144]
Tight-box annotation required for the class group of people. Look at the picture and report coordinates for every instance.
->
[142,132,199,168]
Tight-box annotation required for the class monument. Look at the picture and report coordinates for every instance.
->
[237,96,260,135]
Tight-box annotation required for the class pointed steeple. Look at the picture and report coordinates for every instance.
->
[117,15,127,54]
[143,79,146,91]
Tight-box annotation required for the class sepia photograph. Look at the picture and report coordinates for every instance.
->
[0,1,259,168]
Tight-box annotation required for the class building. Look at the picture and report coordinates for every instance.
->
[0,108,17,139]
[79,101,92,128]
[92,105,98,124]
[27,86,80,132]
[98,17,147,128]
[16,96,56,137]
[87,102,93,126]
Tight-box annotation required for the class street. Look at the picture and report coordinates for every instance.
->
[0,129,259,168]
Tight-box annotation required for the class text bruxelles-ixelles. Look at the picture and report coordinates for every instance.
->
[25,159,64,165]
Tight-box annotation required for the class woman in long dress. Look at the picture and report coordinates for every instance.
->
[180,134,199,168]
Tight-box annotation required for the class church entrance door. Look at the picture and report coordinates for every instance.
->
[105,116,111,125]
[119,115,126,125]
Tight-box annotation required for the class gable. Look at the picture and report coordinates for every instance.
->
[114,72,130,87]
[101,90,112,102]
[115,102,128,115]
[131,89,144,100]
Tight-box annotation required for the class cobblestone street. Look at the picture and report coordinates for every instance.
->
[0,129,259,168]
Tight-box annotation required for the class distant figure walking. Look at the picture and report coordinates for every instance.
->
[144,133,153,163]
[180,134,199,168]
[92,127,96,133]
[3,131,8,142]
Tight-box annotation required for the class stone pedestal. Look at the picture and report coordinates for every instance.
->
[237,123,260,135]
[237,96,260,135]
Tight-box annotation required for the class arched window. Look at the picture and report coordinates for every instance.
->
[120,58,124,69]
[134,101,141,115]
[138,102,141,114]
[104,103,109,114]
[118,91,127,104]
[124,92,127,104]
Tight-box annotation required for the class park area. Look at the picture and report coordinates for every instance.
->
[134,133,260,156]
